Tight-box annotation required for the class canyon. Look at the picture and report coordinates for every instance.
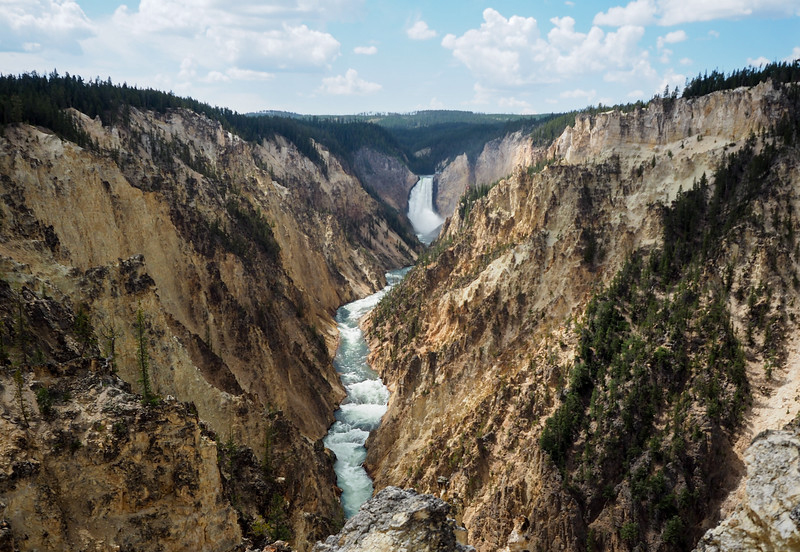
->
[0,90,417,551]
[1,71,799,551]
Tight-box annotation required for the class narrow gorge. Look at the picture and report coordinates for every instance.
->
[323,267,406,518]
[323,175,443,518]
[363,77,800,551]
[2,66,800,552]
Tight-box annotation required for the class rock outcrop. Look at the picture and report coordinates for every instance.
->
[0,368,241,551]
[434,130,541,217]
[550,81,786,165]
[313,487,473,552]
[694,423,800,551]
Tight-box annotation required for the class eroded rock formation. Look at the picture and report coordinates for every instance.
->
[434,130,541,217]
[695,421,800,551]
[0,368,242,551]
[313,487,473,552]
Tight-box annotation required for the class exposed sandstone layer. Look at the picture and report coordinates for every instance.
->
[551,82,786,164]
[313,486,473,552]
[365,82,800,551]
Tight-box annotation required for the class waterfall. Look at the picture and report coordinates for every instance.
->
[323,268,409,518]
[407,175,444,245]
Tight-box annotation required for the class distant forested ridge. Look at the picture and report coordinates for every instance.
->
[252,109,561,175]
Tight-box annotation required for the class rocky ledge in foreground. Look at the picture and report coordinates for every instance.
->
[695,420,800,551]
[313,487,474,552]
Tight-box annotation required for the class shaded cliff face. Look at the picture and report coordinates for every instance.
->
[0,105,416,550]
[364,81,800,551]
[434,131,541,217]
[353,147,419,214]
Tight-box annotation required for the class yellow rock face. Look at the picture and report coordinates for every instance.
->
[364,82,800,551]
[0,105,416,550]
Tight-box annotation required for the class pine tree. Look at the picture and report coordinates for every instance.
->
[13,367,29,427]
[134,305,157,406]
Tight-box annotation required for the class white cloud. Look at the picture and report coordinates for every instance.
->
[680,57,693,65]
[657,69,686,94]
[0,0,94,53]
[786,47,800,62]
[658,0,800,25]
[407,20,437,40]
[552,22,647,77]
[204,71,230,83]
[442,9,652,89]
[708,30,720,38]
[178,57,197,80]
[560,88,596,99]
[225,68,274,81]
[320,69,381,95]
[200,68,274,83]
[498,96,535,113]
[627,89,645,97]
[604,57,657,82]
[597,0,800,27]
[657,30,687,49]
[101,2,342,78]
[442,10,545,87]
[354,45,377,55]
[594,0,657,26]
[747,56,771,67]
[469,82,495,106]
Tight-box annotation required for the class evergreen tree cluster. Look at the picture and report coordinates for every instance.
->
[540,108,799,546]
[682,60,800,99]
[0,71,335,169]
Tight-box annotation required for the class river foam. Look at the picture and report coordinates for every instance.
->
[323,268,409,518]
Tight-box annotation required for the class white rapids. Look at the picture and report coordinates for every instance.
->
[323,268,409,518]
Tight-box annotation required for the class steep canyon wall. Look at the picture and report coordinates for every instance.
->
[0,105,417,550]
[365,81,800,551]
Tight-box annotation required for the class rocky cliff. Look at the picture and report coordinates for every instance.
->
[0,100,417,550]
[434,130,542,217]
[364,81,800,551]
[1,367,242,552]
[695,419,800,551]
[352,147,419,214]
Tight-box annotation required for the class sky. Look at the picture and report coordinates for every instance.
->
[1,0,799,115]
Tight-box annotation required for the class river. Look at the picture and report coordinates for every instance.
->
[323,176,441,517]
[322,267,410,518]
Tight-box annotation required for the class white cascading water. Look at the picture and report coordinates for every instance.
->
[323,268,409,518]
[407,175,444,245]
